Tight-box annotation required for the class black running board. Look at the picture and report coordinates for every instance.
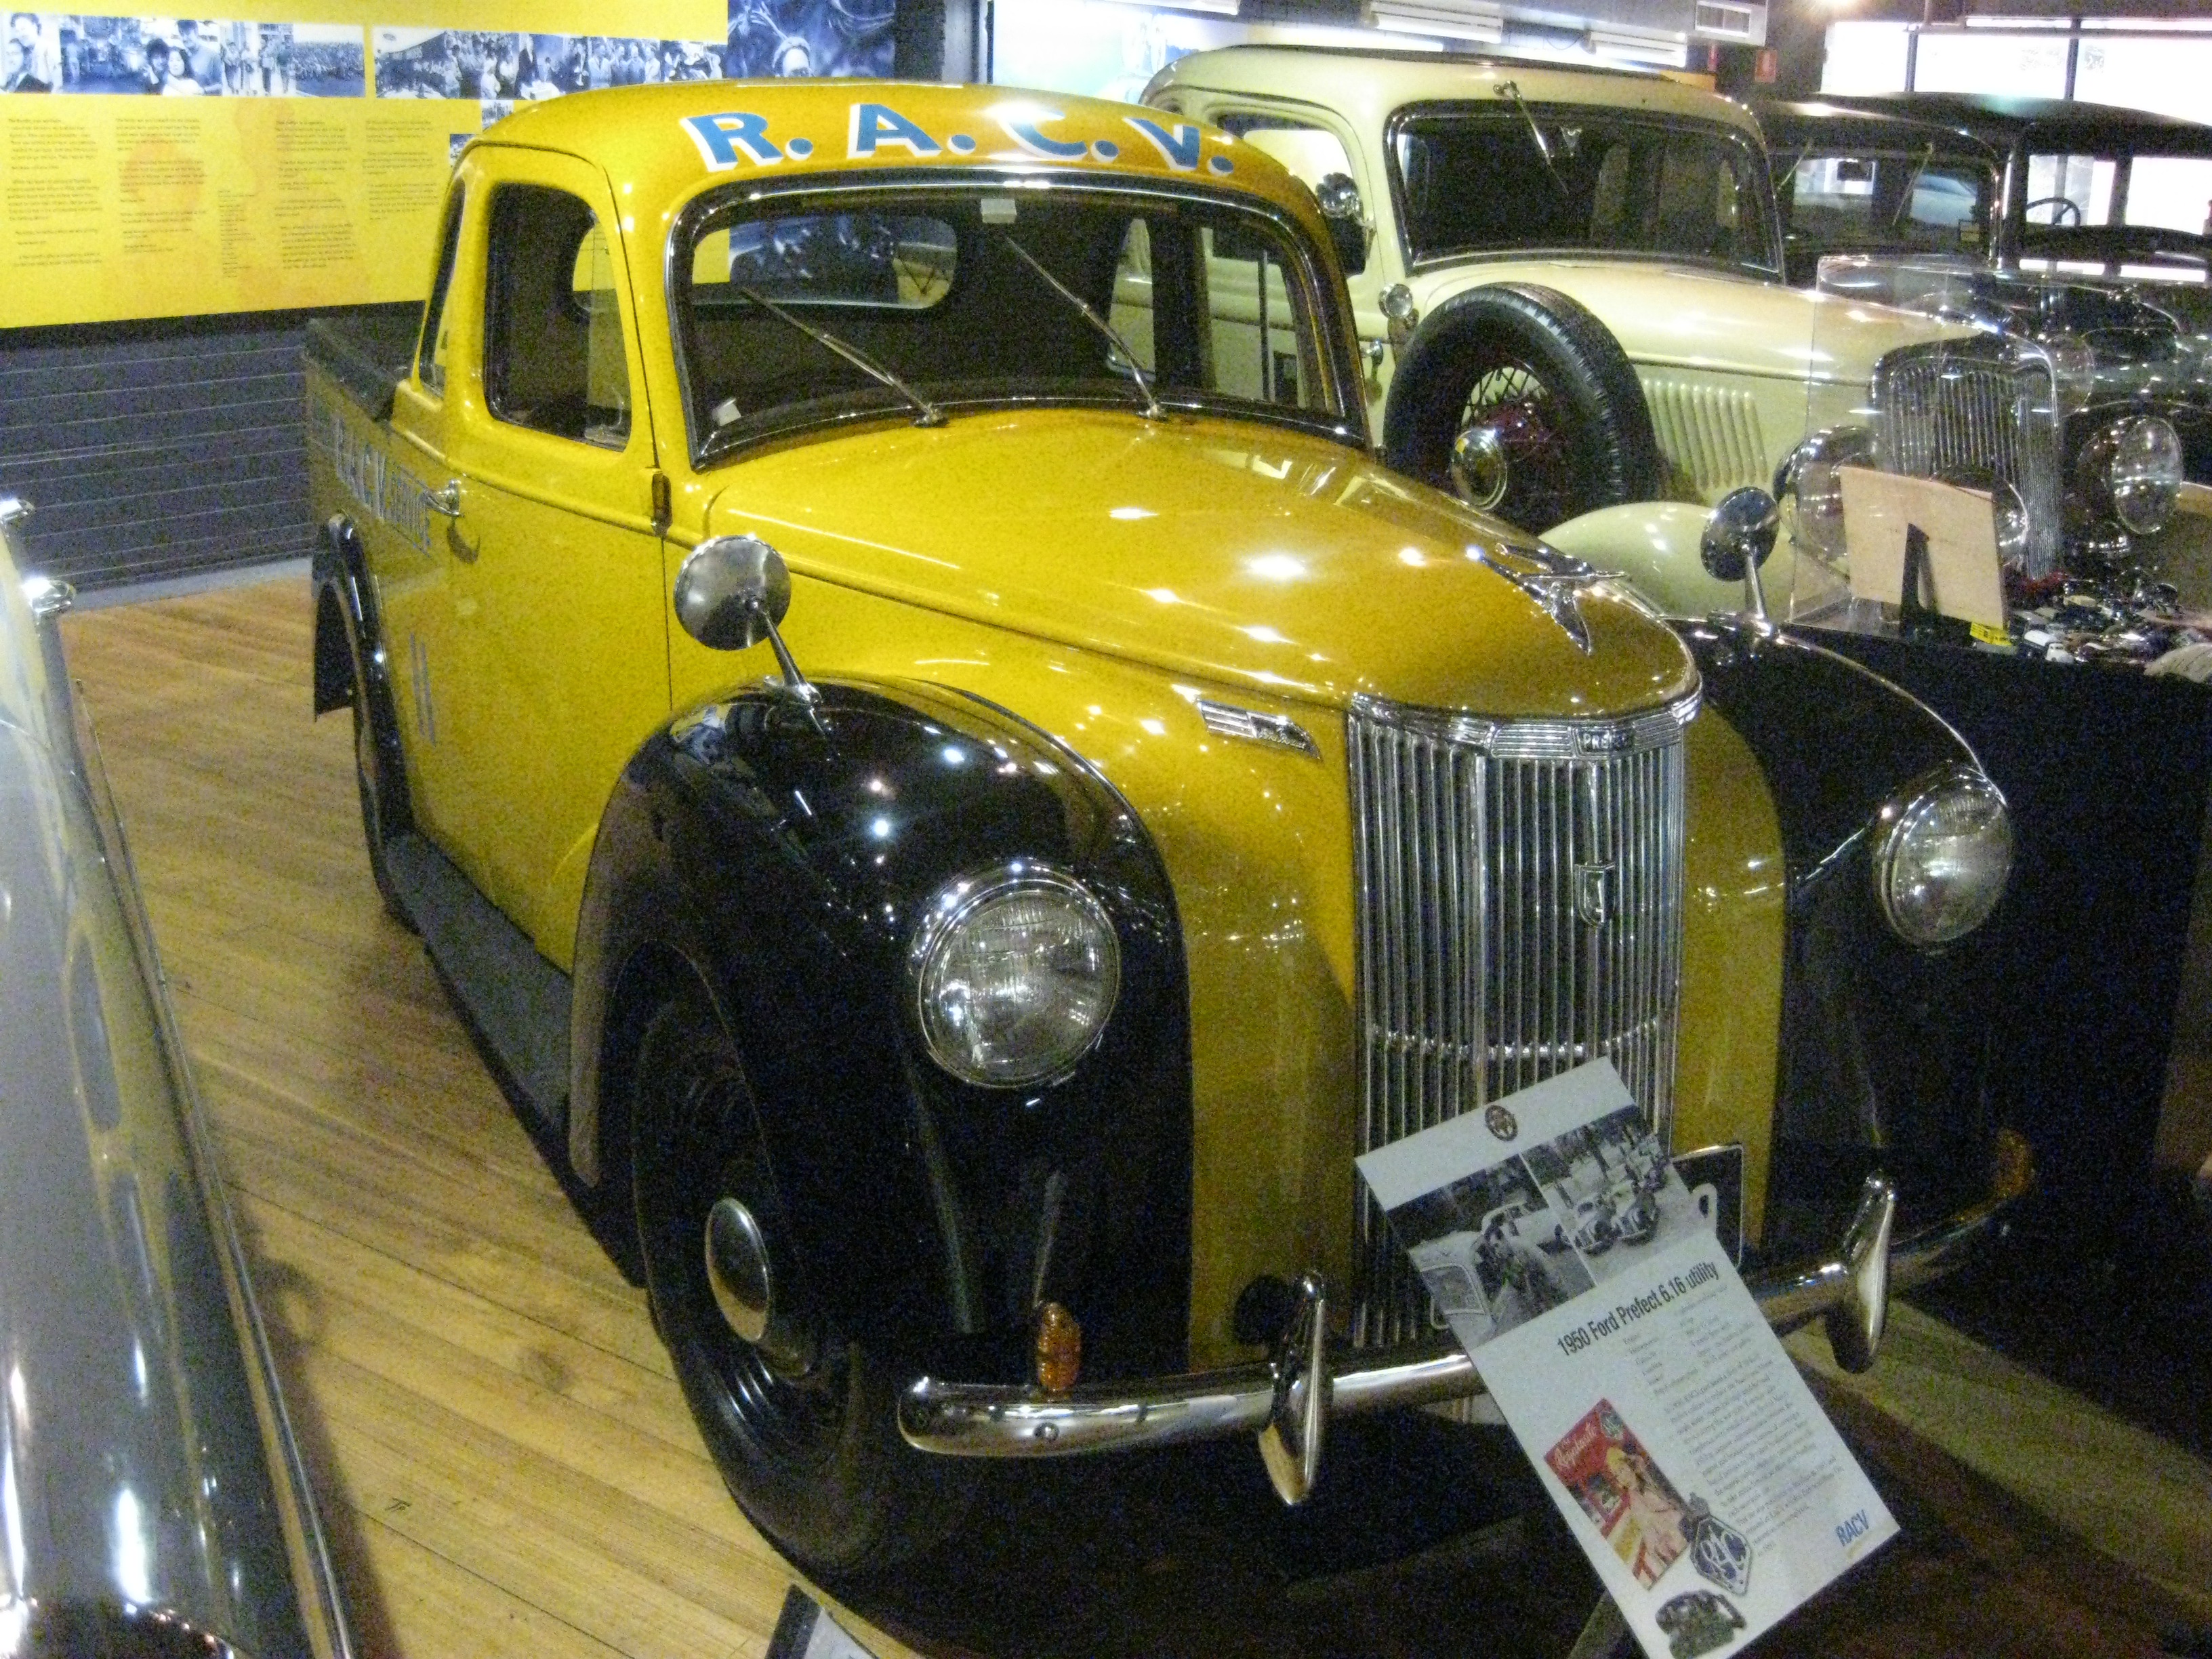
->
[383,832,571,1139]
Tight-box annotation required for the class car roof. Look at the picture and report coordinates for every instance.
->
[1817,91,2212,158]
[1147,45,1763,146]
[469,79,1322,226]
[1754,96,2002,165]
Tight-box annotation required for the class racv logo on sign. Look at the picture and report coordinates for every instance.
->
[682,102,1236,178]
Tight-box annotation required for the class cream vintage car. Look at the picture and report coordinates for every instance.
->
[1145,47,2198,622]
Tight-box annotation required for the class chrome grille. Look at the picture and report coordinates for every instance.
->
[1872,337,2063,578]
[1348,693,1694,1348]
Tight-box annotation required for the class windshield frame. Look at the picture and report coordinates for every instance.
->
[663,168,1369,472]
[1774,141,2001,268]
[1382,100,1784,280]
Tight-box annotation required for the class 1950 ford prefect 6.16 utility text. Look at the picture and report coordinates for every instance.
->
[304,80,2030,1576]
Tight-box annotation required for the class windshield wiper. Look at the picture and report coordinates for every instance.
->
[1889,142,1936,231]
[734,284,945,428]
[1496,81,1571,202]
[997,234,1168,422]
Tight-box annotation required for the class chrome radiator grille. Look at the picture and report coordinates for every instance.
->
[1871,337,2063,578]
[1348,693,1694,1348]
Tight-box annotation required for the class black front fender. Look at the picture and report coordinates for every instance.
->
[1676,619,2009,1262]
[571,680,1192,1383]
[309,516,411,831]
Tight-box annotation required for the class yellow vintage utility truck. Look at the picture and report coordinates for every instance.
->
[305,79,2025,1576]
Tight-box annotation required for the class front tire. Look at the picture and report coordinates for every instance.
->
[631,977,967,1576]
[1382,283,1661,533]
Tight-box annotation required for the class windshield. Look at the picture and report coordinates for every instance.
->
[674,181,1353,462]
[1774,146,1997,282]
[1387,106,1778,277]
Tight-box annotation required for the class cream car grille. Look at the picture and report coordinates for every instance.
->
[1871,336,2063,578]
[1347,693,1694,1349]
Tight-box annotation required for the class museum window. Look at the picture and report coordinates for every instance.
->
[483,184,634,449]
[416,189,464,398]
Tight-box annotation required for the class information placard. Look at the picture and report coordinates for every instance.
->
[1357,1063,1896,1659]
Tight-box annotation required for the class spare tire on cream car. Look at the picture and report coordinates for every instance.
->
[1382,281,1662,531]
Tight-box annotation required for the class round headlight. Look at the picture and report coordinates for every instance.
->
[1782,424,1876,566]
[907,864,1120,1088]
[2106,415,2184,535]
[1871,768,2013,949]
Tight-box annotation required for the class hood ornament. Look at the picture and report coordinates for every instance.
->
[1469,541,1618,654]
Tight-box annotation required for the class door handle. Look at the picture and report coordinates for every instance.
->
[425,479,462,518]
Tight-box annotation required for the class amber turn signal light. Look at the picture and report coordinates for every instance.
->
[1992,1126,2036,1204]
[1033,1301,1082,1394]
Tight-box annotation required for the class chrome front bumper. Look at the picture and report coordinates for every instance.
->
[899,1176,2006,1504]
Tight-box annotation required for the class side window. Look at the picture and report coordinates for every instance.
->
[1097,212,1324,412]
[1218,113,1357,203]
[2025,153,2116,226]
[1200,224,1319,409]
[417,190,464,397]
[1109,219,1156,374]
[485,184,632,449]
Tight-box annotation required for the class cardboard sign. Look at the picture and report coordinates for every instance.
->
[1838,465,2007,628]
[1357,1063,1896,1659]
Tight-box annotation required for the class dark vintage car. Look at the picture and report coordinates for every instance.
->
[1781,91,2212,333]
[0,499,355,1657]
[1760,96,2212,498]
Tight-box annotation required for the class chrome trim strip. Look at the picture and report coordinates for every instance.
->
[897,1187,2009,1460]
[1347,687,1700,761]
[1195,697,1321,757]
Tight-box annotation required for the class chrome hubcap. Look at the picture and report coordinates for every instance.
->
[1450,424,1511,512]
[704,1195,773,1345]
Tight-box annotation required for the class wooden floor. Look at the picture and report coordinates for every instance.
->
[56,573,2212,1659]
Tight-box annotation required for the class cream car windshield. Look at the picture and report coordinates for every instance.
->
[1390,108,1778,277]
[675,184,1350,460]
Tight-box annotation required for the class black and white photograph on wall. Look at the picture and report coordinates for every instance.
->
[1521,1101,1712,1286]
[724,0,892,79]
[1386,1157,1593,1349]
[1,12,63,87]
[375,1,890,106]
[4,15,360,94]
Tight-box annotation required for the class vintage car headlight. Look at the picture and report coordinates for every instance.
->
[907,863,1120,1088]
[1871,767,2013,949]
[1780,424,1876,566]
[2077,414,2185,536]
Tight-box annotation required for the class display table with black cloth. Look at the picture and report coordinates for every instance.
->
[1801,625,2212,1245]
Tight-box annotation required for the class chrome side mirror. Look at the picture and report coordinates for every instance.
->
[1313,172,1368,276]
[674,534,819,710]
[1380,283,1420,352]
[675,534,791,651]
[1700,487,1780,623]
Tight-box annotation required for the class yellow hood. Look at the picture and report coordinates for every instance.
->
[705,407,1696,720]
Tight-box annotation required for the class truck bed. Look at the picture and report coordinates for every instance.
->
[304,304,422,424]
